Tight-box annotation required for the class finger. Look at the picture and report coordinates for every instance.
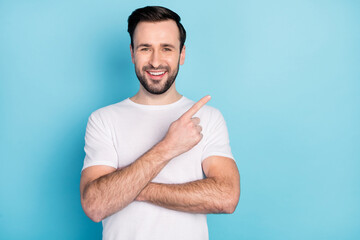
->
[191,117,200,125]
[196,125,202,132]
[198,133,203,142]
[182,95,211,119]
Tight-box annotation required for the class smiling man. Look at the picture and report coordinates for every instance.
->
[131,19,184,99]
[80,6,240,240]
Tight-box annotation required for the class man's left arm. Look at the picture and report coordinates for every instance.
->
[136,155,240,214]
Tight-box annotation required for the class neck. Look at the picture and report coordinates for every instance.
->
[130,84,182,105]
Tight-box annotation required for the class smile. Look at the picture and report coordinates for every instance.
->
[148,71,166,76]
[146,71,167,79]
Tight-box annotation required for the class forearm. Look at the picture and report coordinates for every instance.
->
[81,97,214,221]
[82,142,171,222]
[136,177,239,214]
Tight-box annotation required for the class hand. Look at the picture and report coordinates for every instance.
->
[162,95,211,158]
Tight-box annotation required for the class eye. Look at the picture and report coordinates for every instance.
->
[163,48,172,52]
[140,48,150,52]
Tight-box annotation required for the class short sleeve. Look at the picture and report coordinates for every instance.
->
[201,109,234,162]
[82,111,118,171]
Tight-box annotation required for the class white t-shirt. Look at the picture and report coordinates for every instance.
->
[82,96,234,240]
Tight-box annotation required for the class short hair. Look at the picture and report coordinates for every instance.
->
[128,6,186,52]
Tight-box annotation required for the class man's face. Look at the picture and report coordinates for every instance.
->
[130,20,185,95]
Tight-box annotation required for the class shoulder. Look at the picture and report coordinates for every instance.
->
[85,99,137,130]
[89,98,132,120]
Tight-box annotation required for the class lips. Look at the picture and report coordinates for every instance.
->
[146,71,167,79]
[148,71,165,76]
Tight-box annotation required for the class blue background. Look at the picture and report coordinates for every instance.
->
[1,0,359,239]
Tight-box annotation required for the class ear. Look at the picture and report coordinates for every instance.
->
[130,44,135,64]
[179,45,186,65]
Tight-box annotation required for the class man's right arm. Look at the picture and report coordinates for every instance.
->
[80,96,211,222]
[80,141,172,222]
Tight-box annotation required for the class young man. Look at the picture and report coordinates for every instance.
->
[80,6,240,240]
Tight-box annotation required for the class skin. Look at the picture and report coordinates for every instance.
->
[80,20,240,222]
[130,20,185,105]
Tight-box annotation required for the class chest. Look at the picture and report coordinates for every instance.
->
[109,111,205,183]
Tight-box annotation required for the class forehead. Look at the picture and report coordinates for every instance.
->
[133,20,180,47]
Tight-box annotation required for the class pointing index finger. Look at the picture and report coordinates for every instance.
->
[182,95,211,119]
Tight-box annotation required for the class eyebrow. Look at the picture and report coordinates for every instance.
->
[161,44,176,49]
[136,44,151,49]
[136,43,177,49]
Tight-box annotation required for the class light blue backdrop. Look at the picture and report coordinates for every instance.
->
[1,0,359,239]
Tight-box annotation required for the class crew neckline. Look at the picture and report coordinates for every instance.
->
[126,96,187,110]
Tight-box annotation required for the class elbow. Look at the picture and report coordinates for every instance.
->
[88,215,103,223]
[222,187,240,214]
[81,185,107,223]
[83,205,104,223]
[91,217,103,223]
[88,212,103,223]
[223,201,237,214]
[81,198,104,223]
[222,198,238,214]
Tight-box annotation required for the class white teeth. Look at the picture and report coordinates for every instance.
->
[149,71,165,76]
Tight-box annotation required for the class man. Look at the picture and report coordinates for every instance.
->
[80,6,240,240]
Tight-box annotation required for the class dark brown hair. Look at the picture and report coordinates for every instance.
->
[128,6,186,52]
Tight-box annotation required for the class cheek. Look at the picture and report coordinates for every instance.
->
[168,56,180,66]
[134,58,145,68]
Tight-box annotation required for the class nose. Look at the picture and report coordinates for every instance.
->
[149,50,161,68]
